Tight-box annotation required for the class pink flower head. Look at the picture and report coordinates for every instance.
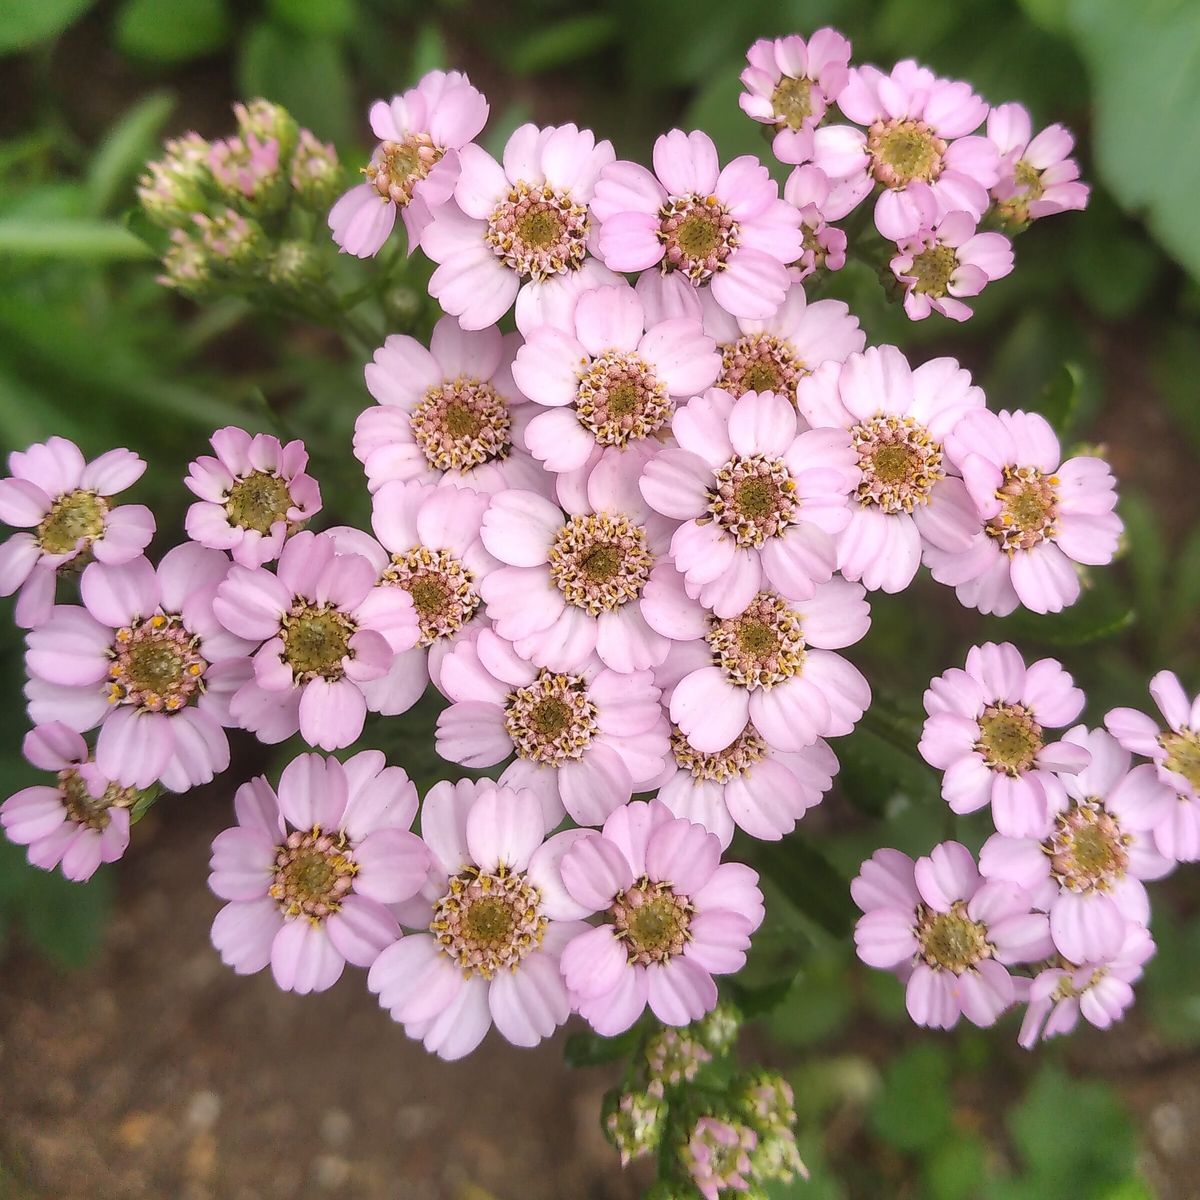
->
[558,799,765,1034]
[927,409,1122,615]
[795,345,985,592]
[436,628,669,827]
[512,282,721,475]
[812,59,999,239]
[890,210,1014,322]
[980,726,1171,963]
[213,531,419,750]
[919,641,1089,838]
[368,779,587,1059]
[1,723,136,881]
[209,751,429,994]
[640,387,859,617]
[987,102,1089,226]
[25,545,253,792]
[423,123,619,333]
[355,317,543,496]
[852,841,1052,1030]
[591,129,804,321]
[329,69,489,258]
[185,427,321,568]
[739,30,853,164]
[783,166,848,280]
[0,437,154,629]
[683,1116,758,1200]
[209,130,280,203]
[1106,670,1200,861]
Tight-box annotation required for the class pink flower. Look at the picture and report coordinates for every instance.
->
[558,799,764,1033]
[812,60,999,239]
[423,123,619,332]
[783,166,848,280]
[795,345,985,592]
[329,69,489,257]
[209,130,280,204]
[209,751,429,994]
[890,210,1014,322]
[739,31,853,164]
[0,437,154,629]
[852,841,1052,1029]
[185,427,321,567]
[512,283,721,474]
[918,641,1089,838]
[979,727,1171,962]
[1106,670,1200,861]
[640,387,858,617]
[927,409,1122,615]
[591,129,803,320]
[355,317,544,496]
[683,1116,758,1200]
[987,102,1089,225]
[436,628,669,827]
[213,531,419,750]
[367,779,587,1059]
[1,723,136,881]
[24,545,253,792]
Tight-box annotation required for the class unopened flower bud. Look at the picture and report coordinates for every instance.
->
[733,1071,807,1186]
[137,132,212,228]
[694,1001,742,1057]
[645,1027,712,1089]
[290,128,342,212]
[193,208,264,271]
[602,1085,666,1166]
[157,229,212,296]
[209,133,288,215]
[234,99,298,163]
[266,240,327,291]
[681,1116,757,1200]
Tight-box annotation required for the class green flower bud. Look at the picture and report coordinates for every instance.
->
[137,133,213,228]
[694,1001,742,1057]
[602,1085,667,1166]
[266,240,328,291]
[290,128,343,213]
[157,229,212,297]
[234,99,298,163]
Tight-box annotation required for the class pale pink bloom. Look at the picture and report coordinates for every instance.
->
[368,780,588,1059]
[927,409,1122,615]
[512,283,721,474]
[423,123,619,332]
[812,59,999,238]
[919,641,1089,838]
[1106,670,1200,861]
[558,799,764,1033]
[640,387,858,617]
[209,130,280,202]
[683,1116,758,1200]
[852,841,1052,1030]
[0,436,154,629]
[1,723,135,881]
[795,345,985,592]
[329,69,489,257]
[783,166,847,280]
[435,628,669,827]
[739,30,853,164]
[591,129,803,320]
[209,751,429,995]
[24,545,254,792]
[890,210,1013,322]
[987,102,1089,224]
[979,727,1171,962]
[355,316,544,496]
[213,531,419,751]
[185,427,321,568]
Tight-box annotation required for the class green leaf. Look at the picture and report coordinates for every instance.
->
[269,0,356,36]
[750,833,857,939]
[0,219,154,260]
[563,1023,644,1068]
[683,61,776,167]
[992,576,1133,647]
[925,1133,990,1200]
[0,0,98,53]
[86,92,175,216]
[1032,361,1082,435]
[115,0,231,62]
[506,13,619,75]
[411,20,447,76]
[869,1043,953,1152]
[837,725,936,817]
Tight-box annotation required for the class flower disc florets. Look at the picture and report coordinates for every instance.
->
[224,471,293,535]
[504,671,598,764]
[658,195,739,282]
[1047,801,1131,893]
[670,724,768,782]
[486,182,590,282]
[975,702,1044,774]
[548,513,654,616]
[851,415,943,513]
[708,454,797,547]
[867,118,947,187]
[409,379,513,472]
[107,613,208,712]
[382,546,479,647]
[280,602,354,680]
[37,489,109,556]
[916,899,991,973]
[576,351,673,446]
[1161,730,1200,791]
[269,827,357,921]
[719,334,804,401]
[612,877,694,965]
[57,767,136,831]
[986,466,1058,551]
[365,134,444,206]
[707,593,806,690]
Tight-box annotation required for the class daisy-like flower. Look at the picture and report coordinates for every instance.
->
[0,437,154,629]
[558,799,765,1033]
[329,69,489,258]
[852,841,1053,1030]
[184,427,321,568]
[367,779,587,1059]
[511,283,721,475]
[986,102,1090,228]
[927,409,1123,615]
[435,628,669,827]
[209,751,430,995]
[24,544,253,792]
[795,344,985,592]
[783,166,848,281]
[919,641,1089,838]
[682,1116,758,1200]
[591,129,804,321]
[738,31,853,165]
[890,210,1014,322]
[1,723,138,881]
[355,317,543,496]
[423,122,619,333]
[979,726,1172,962]
[812,60,999,239]
[213,531,419,750]
[640,387,858,617]
[1106,670,1200,861]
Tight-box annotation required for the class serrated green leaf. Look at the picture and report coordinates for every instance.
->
[0,0,98,53]
[115,0,231,62]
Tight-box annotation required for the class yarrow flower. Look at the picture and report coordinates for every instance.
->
[783,166,848,281]
[0,437,154,629]
[986,102,1090,228]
